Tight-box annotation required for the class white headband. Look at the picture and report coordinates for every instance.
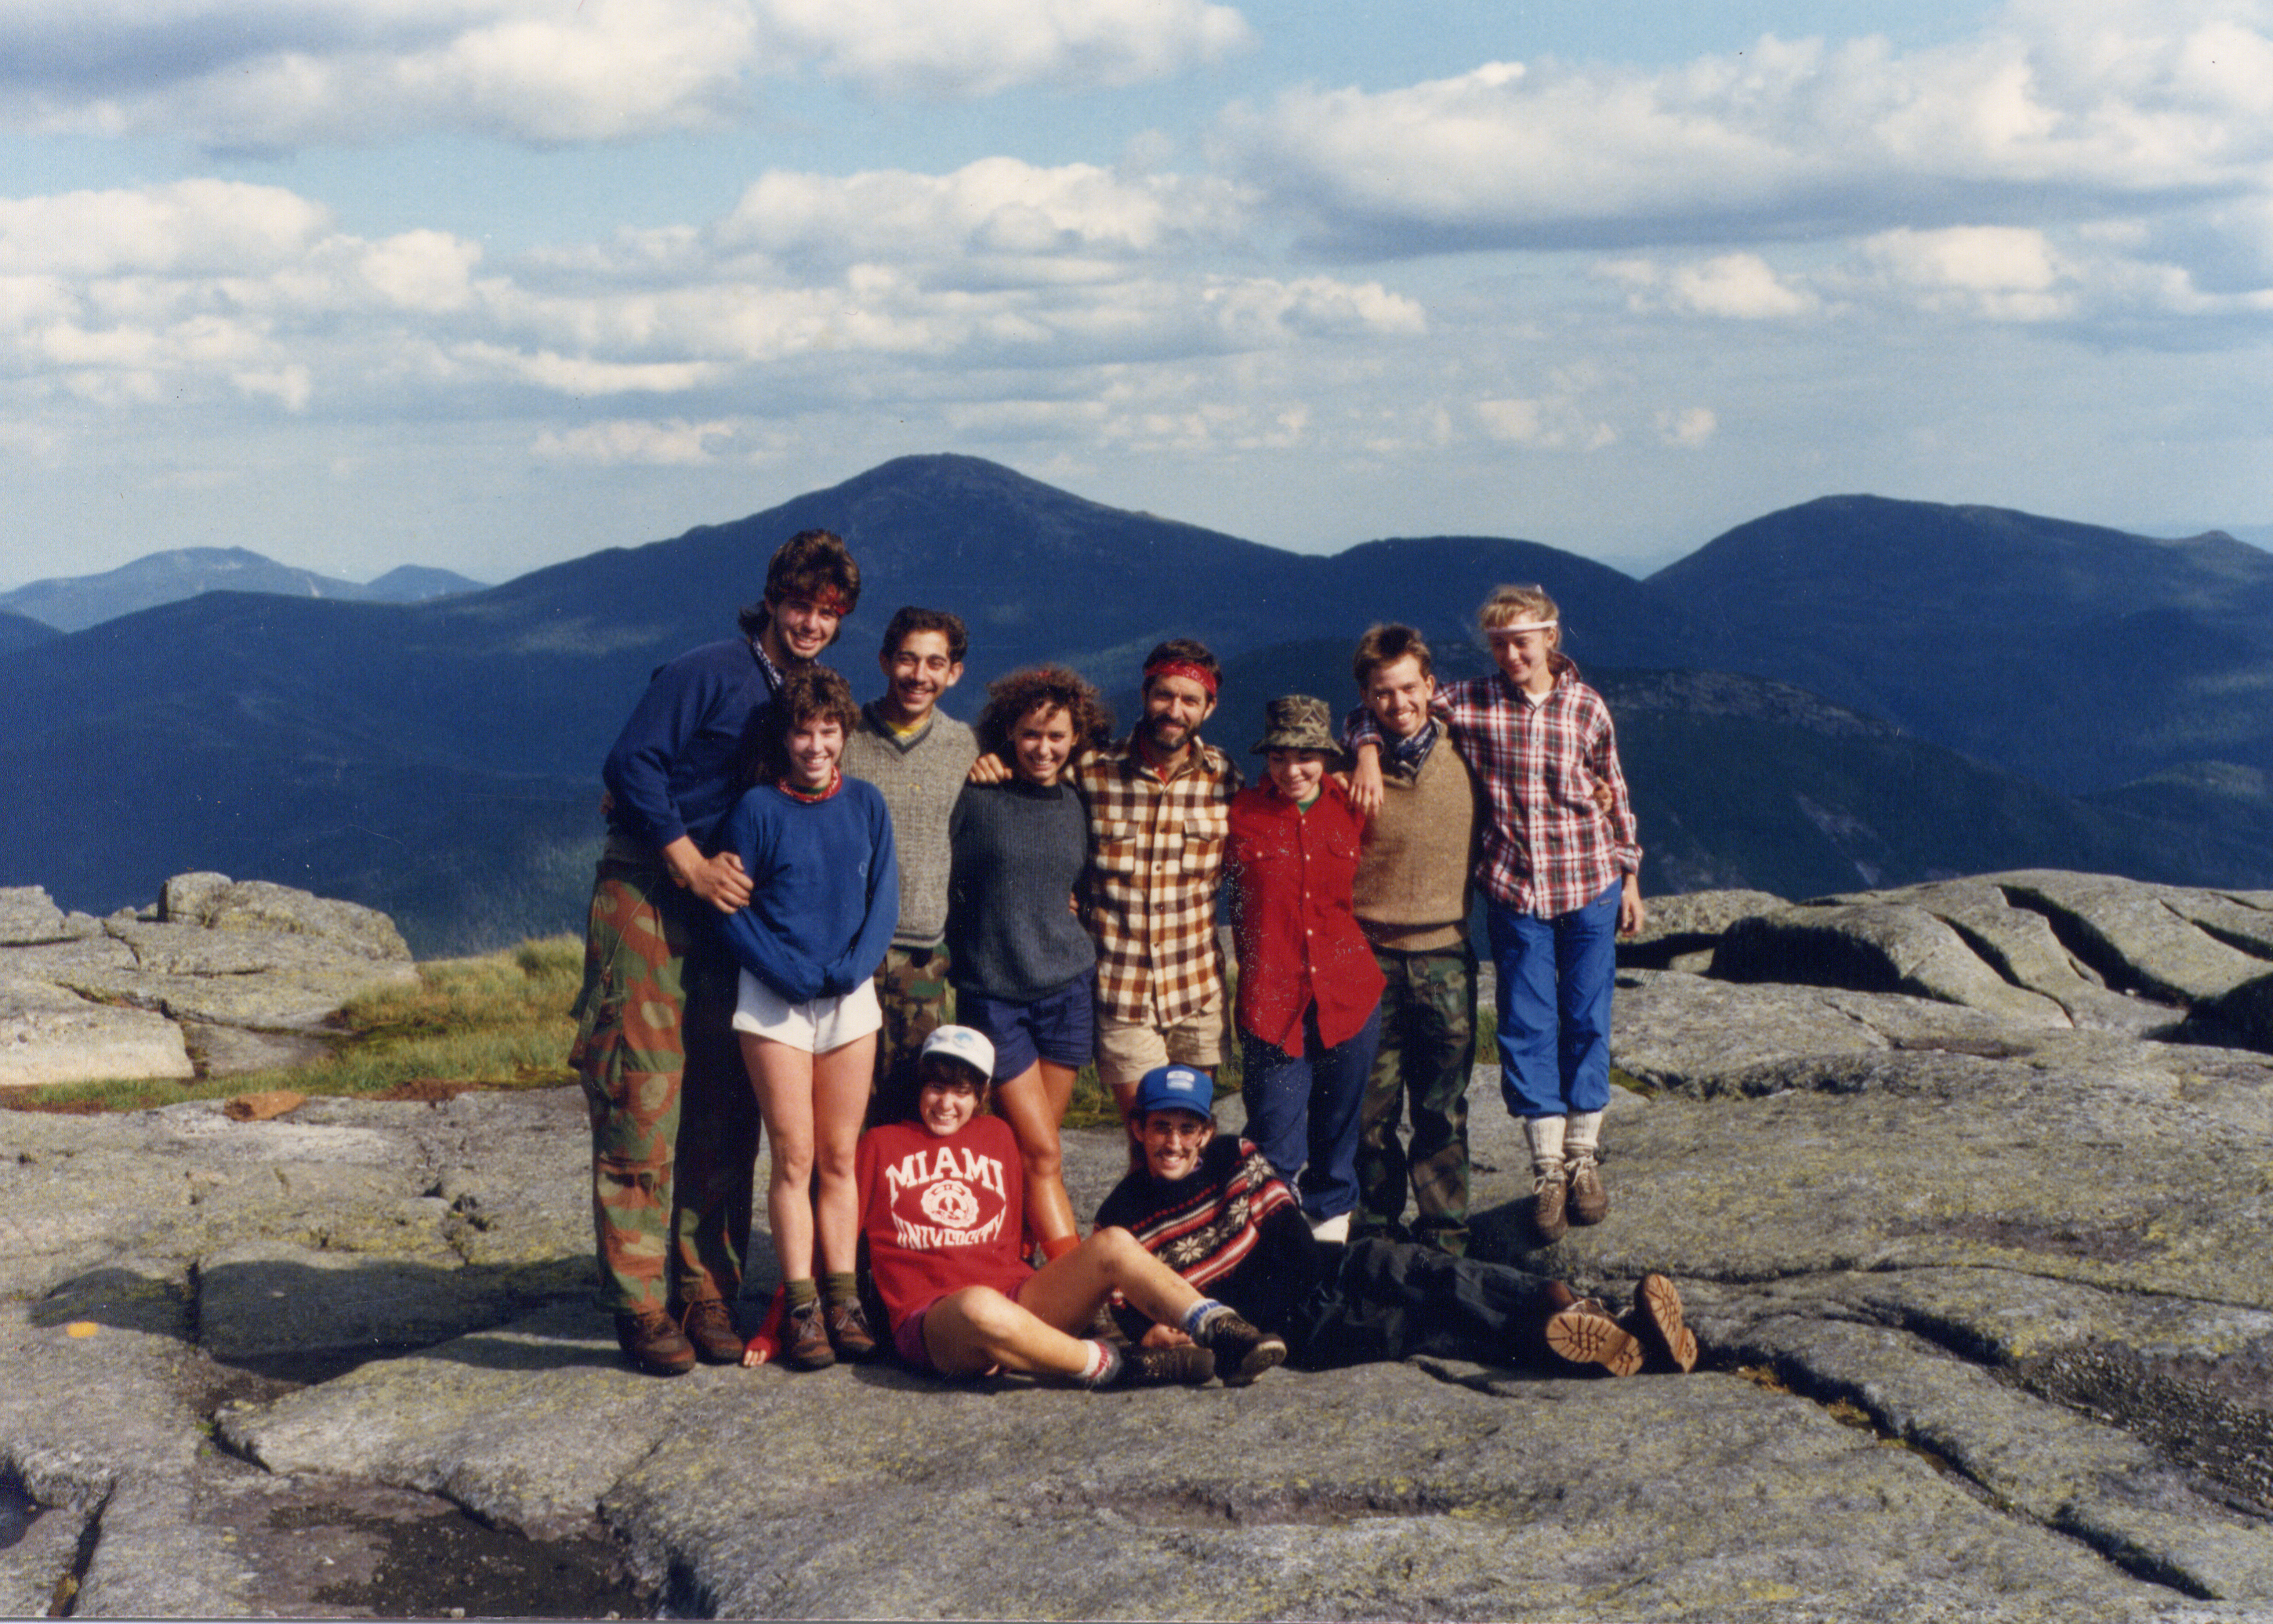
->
[1488,619,1557,636]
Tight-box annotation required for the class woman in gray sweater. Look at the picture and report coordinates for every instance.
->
[946,667,1112,1257]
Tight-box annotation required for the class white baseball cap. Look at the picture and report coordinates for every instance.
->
[919,1024,996,1082]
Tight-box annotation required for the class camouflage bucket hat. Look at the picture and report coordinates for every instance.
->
[1251,694,1342,756]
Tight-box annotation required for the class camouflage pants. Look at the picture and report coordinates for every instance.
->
[868,942,950,1126]
[1353,944,1477,1256]
[569,848,757,1315]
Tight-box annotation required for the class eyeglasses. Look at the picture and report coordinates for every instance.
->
[1141,1118,1209,1141]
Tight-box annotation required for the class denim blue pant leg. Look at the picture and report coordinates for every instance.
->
[1299,996,1380,1221]
[1239,998,1383,1221]
[1488,881,1622,1120]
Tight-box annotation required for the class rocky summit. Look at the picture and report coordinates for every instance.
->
[7,871,2273,1619]
[0,874,416,1090]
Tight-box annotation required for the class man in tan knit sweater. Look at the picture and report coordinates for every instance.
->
[1343,625,1482,1255]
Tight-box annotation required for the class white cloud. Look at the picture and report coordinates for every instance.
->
[1603,253,1819,318]
[531,417,738,464]
[0,0,1250,149]
[1656,407,1717,448]
[1228,3,2273,261]
[1474,397,1616,451]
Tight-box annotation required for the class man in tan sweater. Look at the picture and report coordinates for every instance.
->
[1343,625,1481,1256]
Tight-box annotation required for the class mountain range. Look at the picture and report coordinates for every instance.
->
[3,455,2268,955]
[0,547,487,633]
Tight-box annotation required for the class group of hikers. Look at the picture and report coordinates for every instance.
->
[569,527,1698,1391]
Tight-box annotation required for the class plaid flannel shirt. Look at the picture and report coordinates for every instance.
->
[1075,734,1241,1027]
[1348,658,1640,919]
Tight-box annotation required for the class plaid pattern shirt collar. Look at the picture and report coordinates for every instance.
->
[1076,733,1240,1027]
[1349,659,1640,919]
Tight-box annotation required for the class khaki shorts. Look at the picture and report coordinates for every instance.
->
[1093,980,1226,1096]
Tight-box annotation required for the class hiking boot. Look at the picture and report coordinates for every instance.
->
[1543,1298,1641,1377]
[824,1296,881,1364]
[1532,1163,1570,1242]
[1196,1310,1288,1387]
[614,1308,696,1377]
[1565,1150,1608,1227]
[678,1297,743,1365]
[1624,1273,1698,1373]
[1111,1344,1216,1388]
[781,1298,836,1371]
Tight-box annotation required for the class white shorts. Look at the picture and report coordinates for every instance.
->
[730,970,883,1054]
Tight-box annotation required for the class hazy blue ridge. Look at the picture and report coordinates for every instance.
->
[0,607,59,654]
[5,456,2268,955]
[0,546,487,633]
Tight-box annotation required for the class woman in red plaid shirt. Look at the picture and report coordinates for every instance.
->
[1350,585,1644,1242]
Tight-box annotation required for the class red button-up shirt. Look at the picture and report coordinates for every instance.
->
[1225,778,1386,1057]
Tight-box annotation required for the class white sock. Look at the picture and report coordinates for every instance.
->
[1079,1339,1122,1387]
[1565,1111,1604,1158]
[1524,1115,1566,1171]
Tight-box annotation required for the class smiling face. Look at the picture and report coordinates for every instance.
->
[784,716,845,790]
[879,629,962,727]
[1488,625,1558,695]
[1139,1107,1214,1180]
[1364,654,1436,741]
[1140,672,1215,759]
[767,593,843,666]
[917,1070,982,1137]
[1265,747,1329,803]
[1011,701,1075,786]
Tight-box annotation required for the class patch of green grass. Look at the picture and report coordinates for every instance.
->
[5,937,584,1115]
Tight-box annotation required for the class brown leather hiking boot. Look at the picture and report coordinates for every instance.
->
[1195,1310,1286,1387]
[1624,1273,1698,1373]
[679,1297,744,1365]
[1543,1298,1640,1377]
[615,1308,696,1377]
[1532,1162,1570,1242]
[1112,1345,1216,1388]
[781,1298,836,1371]
[1566,1149,1608,1226]
[824,1296,881,1364]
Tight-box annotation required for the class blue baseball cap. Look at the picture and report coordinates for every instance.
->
[1133,1064,1213,1118]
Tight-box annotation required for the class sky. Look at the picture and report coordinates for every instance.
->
[2,0,2270,590]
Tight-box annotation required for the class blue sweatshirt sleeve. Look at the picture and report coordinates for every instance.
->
[601,654,731,851]
[825,788,901,994]
[715,793,829,1005]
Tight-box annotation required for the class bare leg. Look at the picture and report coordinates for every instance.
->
[810,1034,875,1277]
[920,1285,1096,1378]
[993,1059,1079,1250]
[743,1034,817,1281]
[1014,1226,1203,1336]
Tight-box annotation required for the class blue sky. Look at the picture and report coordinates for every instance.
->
[2,0,2268,589]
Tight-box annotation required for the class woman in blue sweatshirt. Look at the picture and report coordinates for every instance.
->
[720,666,900,1370]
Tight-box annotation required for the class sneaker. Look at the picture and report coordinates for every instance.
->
[1543,1299,1641,1377]
[1197,1310,1288,1387]
[1566,1150,1608,1226]
[678,1297,743,1365]
[781,1298,837,1371]
[614,1308,696,1377]
[1624,1273,1698,1373]
[1532,1163,1570,1242]
[1111,1345,1216,1388]
[823,1296,881,1364]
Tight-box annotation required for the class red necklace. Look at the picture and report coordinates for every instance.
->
[778,767,842,803]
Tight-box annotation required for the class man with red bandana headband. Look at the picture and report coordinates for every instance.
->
[570,528,862,1376]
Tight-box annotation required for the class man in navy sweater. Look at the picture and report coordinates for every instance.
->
[571,528,861,1375]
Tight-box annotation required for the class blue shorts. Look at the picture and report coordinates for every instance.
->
[957,970,1096,1082]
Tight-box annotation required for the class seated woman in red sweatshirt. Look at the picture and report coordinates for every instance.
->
[839,1025,1289,1390]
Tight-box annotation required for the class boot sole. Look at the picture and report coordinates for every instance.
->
[1632,1274,1698,1373]
[1544,1308,1641,1377]
[1219,1335,1289,1387]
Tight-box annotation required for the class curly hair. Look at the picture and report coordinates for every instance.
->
[744,665,860,785]
[736,529,861,641]
[974,665,1114,763]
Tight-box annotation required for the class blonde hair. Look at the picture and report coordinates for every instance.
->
[1478,584,1561,649]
